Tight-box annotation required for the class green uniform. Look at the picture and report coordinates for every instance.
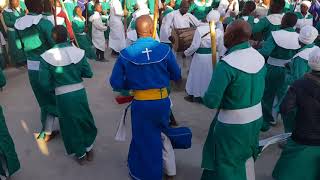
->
[188,0,213,21]
[72,16,97,60]
[0,69,20,177]
[148,0,155,14]
[174,0,182,9]
[14,14,58,132]
[201,42,266,180]
[252,13,283,41]
[39,43,97,158]
[191,0,213,20]
[294,12,313,30]
[88,1,96,16]
[211,0,220,9]
[284,1,295,13]
[282,44,319,133]
[63,0,78,21]
[239,15,259,28]
[2,7,27,65]
[258,28,300,131]
[272,138,320,180]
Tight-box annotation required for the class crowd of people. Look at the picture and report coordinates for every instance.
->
[0,0,320,179]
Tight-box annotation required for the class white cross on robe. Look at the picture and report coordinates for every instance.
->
[142,48,152,61]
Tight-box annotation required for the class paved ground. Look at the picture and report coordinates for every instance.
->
[1,51,283,180]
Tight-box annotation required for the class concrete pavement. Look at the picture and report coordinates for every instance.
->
[0,54,283,180]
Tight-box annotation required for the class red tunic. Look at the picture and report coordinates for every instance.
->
[57,9,75,40]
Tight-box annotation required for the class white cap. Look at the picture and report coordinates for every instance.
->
[299,25,319,45]
[206,10,220,23]
[309,49,320,71]
[301,0,312,9]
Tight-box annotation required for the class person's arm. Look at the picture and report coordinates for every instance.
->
[280,86,297,114]
[38,60,53,91]
[166,49,182,81]
[93,18,108,31]
[38,19,55,48]
[0,68,6,88]
[203,61,232,109]
[252,17,268,34]
[187,13,201,27]
[184,28,201,56]
[110,57,127,90]
[2,11,15,27]
[258,34,276,58]
[80,56,93,78]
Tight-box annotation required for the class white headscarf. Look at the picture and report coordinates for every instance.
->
[301,0,312,9]
[206,10,221,23]
[309,49,320,71]
[299,25,319,45]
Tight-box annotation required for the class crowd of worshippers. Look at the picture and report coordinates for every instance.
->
[1,0,320,180]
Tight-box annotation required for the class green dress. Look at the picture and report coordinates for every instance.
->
[63,0,78,21]
[2,7,27,65]
[201,42,266,180]
[174,0,182,10]
[239,16,259,28]
[0,69,20,177]
[258,27,300,131]
[39,42,97,158]
[72,16,97,60]
[188,0,213,21]
[14,14,58,131]
[252,13,283,41]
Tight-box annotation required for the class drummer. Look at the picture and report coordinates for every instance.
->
[184,10,226,103]
[166,0,201,79]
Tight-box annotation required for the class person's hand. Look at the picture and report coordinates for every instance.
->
[25,8,29,15]
[124,9,129,17]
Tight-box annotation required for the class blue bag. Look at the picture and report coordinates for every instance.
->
[164,127,192,149]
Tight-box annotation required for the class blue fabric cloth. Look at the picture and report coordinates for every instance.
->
[309,1,320,24]
[109,37,181,180]
[77,0,86,12]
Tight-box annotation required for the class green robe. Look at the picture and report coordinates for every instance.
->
[272,139,320,180]
[15,14,58,131]
[258,27,299,131]
[39,43,97,158]
[188,0,213,21]
[2,7,27,65]
[239,15,257,28]
[148,0,155,14]
[284,1,295,13]
[72,16,97,60]
[201,42,266,180]
[252,14,282,41]
[0,69,20,177]
[64,0,78,22]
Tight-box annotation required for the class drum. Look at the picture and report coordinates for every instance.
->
[171,27,196,52]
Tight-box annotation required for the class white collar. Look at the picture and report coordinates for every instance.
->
[271,30,301,50]
[14,14,43,30]
[41,46,85,67]
[294,46,320,60]
[222,47,265,73]
[194,0,213,7]
[74,16,86,22]
[266,14,283,25]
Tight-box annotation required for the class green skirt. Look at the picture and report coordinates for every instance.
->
[28,64,58,128]
[6,30,26,65]
[0,106,20,176]
[56,89,97,158]
[272,139,320,180]
[201,117,262,180]
[75,34,97,60]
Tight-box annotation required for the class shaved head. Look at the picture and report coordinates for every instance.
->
[136,15,154,38]
[224,20,252,48]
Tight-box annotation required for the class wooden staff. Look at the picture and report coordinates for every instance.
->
[58,0,79,47]
[153,0,159,39]
[123,0,127,38]
[53,0,57,26]
[209,21,217,67]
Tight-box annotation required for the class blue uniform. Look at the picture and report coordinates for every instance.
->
[110,37,181,180]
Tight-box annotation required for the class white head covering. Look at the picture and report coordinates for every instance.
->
[309,49,320,71]
[301,0,312,9]
[299,25,319,45]
[206,10,220,23]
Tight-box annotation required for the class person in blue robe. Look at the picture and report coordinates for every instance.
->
[110,15,181,180]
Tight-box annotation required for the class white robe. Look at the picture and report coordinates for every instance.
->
[109,0,126,52]
[89,11,108,51]
[295,14,313,30]
[160,7,175,43]
[218,0,239,18]
[184,25,226,97]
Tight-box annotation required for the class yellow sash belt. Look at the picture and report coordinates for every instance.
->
[132,88,168,101]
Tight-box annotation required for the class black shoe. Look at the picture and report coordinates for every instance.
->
[193,97,203,104]
[184,95,194,102]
